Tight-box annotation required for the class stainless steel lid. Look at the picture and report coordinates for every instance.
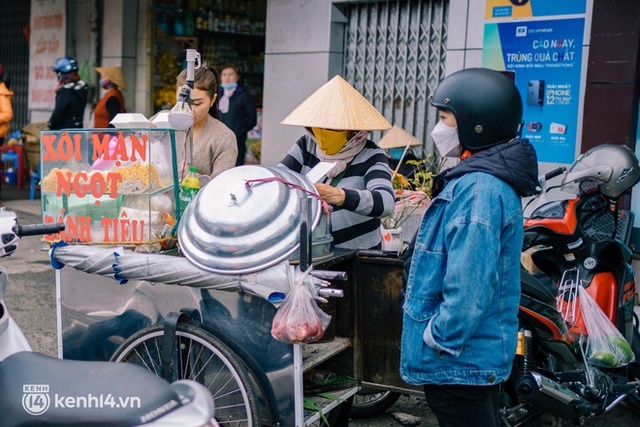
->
[178,165,324,274]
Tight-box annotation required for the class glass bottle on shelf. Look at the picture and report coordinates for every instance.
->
[184,9,195,36]
[173,9,185,36]
[208,9,214,31]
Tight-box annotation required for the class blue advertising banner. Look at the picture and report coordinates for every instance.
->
[485,0,587,20]
[482,18,585,164]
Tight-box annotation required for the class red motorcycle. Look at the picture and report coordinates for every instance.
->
[501,144,640,425]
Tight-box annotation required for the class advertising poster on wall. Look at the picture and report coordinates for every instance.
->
[28,0,66,121]
[485,0,586,19]
[482,0,588,164]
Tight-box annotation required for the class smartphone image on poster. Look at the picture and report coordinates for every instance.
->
[527,80,545,106]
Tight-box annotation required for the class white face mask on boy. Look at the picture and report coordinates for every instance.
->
[431,121,461,158]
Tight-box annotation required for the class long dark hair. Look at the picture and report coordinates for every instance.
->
[177,64,221,119]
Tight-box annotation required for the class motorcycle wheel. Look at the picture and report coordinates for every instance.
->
[625,364,640,415]
[624,392,640,416]
[350,389,401,418]
[624,329,640,416]
[110,323,262,427]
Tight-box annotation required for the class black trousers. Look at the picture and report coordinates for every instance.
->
[423,383,501,427]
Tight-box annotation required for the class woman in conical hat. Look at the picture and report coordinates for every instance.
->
[94,66,127,128]
[278,75,395,250]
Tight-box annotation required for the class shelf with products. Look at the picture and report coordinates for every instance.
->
[152,1,266,110]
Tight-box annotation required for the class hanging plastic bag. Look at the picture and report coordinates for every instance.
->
[578,285,635,368]
[271,270,331,344]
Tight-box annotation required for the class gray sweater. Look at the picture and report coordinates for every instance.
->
[180,115,237,181]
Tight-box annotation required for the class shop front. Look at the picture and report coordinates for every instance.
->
[151,1,265,164]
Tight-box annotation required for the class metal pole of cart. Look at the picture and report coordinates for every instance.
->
[294,345,304,426]
[294,197,313,426]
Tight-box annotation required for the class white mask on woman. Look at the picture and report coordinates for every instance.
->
[431,121,461,158]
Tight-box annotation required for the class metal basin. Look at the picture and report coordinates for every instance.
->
[178,165,331,274]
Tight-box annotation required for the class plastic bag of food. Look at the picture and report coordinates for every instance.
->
[271,274,331,344]
[578,285,635,367]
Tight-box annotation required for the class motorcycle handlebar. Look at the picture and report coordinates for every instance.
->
[16,223,65,237]
[543,167,566,182]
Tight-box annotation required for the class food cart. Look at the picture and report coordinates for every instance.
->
[43,127,419,426]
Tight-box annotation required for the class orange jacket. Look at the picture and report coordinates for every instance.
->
[0,82,13,138]
[93,87,125,128]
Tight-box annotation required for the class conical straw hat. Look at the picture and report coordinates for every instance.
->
[96,66,127,90]
[378,125,422,149]
[280,75,391,131]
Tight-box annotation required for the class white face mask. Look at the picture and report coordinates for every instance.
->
[431,120,461,158]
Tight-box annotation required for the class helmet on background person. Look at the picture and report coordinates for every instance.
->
[430,68,523,151]
[52,57,79,74]
[561,144,640,199]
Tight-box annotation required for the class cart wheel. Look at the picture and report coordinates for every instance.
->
[350,389,401,418]
[110,323,262,427]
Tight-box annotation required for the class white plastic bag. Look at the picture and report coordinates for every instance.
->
[578,285,635,367]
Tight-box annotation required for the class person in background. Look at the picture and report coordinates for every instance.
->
[48,57,88,130]
[175,64,237,183]
[378,125,424,185]
[279,75,395,250]
[218,63,257,166]
[0,63,13,146]
[94,66,126,128]
[400,68,539,427]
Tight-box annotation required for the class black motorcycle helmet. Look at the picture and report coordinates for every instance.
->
[431,68,523,151]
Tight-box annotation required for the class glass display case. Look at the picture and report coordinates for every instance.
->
[39,128,180,252]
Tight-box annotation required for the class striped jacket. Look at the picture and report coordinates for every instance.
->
[279,134,395,249]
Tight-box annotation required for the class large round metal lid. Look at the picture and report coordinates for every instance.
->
[178,165,324,274]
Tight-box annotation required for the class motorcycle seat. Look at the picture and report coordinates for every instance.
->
[0,351,184,426]
[521,268,557,304]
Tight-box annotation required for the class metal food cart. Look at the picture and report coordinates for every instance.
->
[51,246,417,426]
[42,128,419,426]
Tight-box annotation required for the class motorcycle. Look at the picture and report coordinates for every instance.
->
[501,144,640,426]
[0,208,217,427]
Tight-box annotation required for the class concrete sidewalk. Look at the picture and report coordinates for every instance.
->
[1,180,41,218]
[1,197,41,218]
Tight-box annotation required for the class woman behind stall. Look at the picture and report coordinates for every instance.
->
[218,63,257,166]
[378,125,424,184]
[94,66,126,128]
[278,75,395,250]
[175,64,237,183]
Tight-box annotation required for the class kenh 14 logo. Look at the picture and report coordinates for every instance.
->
[22,384,50,416]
